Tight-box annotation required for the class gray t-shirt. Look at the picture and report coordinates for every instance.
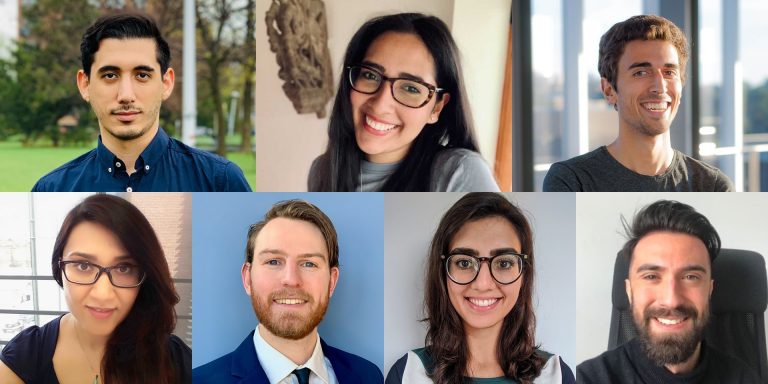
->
[308,148,500,192]
[543,146,734,192]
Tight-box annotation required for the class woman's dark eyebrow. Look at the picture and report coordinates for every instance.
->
[360,60,428,83]
[448,247,478,256]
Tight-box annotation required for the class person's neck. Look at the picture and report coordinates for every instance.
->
[607,128,674,176]
[664,342,702,375]
[258,324,317,366]
[68,313,108,356]
[100,124,159,175]
[464,323,504,378]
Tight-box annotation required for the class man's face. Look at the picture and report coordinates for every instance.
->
[77,38,174,142]
[602,40,682,137]
[626,231,713,366]
[242,218,339,340]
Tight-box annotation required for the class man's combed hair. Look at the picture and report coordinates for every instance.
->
[80,12,171,77]
[621,200,721,263]
[599,14,689,91]
[424,192,544,384]
[245,200,339,268]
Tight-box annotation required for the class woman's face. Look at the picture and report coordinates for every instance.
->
[61,221,140,337]
[446,216,523,334]
[350,31,449,164]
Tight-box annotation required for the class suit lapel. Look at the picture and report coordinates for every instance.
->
[230,331,270,383]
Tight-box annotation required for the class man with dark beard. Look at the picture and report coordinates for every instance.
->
[193,199,383,384]
[543,15,732,191]
[577,200,759,383]
[32,12,251,192]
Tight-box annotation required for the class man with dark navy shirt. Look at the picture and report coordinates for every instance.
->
[32,12,251,192]
[577,200,759,383]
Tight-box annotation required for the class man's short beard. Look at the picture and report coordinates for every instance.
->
[634,304,709,366]
[251,287,329,340]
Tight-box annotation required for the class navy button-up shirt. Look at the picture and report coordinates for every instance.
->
[32,128,252,192]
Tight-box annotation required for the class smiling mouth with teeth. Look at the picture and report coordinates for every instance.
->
[366,115,397,132]
[641,102,669,111]
[656,317,685,325]
[467,298,501,307]
[274,298,307,305]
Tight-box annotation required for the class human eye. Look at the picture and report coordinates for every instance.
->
[113,263,136,275]
[101,72,118,80]
[452,256,475,270]
[683,273,701,281]
[300,260,319,268]
[399,81,424,95]
[264,259,282,267]
[136,72,152,81]
[663,69,678,77]
[640,273,659,281]
[74,262,93,272]
[360,68,381,82]
[632,70,649,77]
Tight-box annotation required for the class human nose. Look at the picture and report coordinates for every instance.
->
[117,76,137,104]
[655,277,684,308]
[471,261,496,290]
[280,263,302,287]
[649,71,668,94]
[366,80,398,109]
[89,270,117,299]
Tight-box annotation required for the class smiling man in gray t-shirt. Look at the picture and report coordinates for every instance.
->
[544,15,732,192]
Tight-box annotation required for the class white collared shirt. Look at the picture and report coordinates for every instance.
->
[253,324,338,384]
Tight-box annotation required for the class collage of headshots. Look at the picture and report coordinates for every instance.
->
[0,0,766,384]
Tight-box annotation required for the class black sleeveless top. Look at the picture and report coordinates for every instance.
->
[0,316,191,383]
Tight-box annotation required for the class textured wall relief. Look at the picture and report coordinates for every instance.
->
[266,0,334,118]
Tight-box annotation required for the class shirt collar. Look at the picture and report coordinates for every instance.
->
[253,324,331,384]
[95,128,169,176]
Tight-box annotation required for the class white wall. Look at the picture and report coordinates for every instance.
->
[383,193,577,376]
[452,0,511,166]
[575,192,768,366]
[255,0,509,191]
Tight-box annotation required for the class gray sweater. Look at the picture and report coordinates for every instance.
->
[308,148,500,192]
[543,146,733,192]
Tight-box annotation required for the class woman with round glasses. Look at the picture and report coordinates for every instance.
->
[387,193,574,384]
[0,194,191,383]
[308,13,499,191]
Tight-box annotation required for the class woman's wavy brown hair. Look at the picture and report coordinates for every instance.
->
[424,192,544,384]
[51,194,180,383]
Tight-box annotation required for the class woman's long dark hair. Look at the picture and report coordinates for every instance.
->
[309,13,479,191]
[51,194,180,383]
[424,193,545,384]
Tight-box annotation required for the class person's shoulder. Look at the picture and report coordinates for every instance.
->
[168,335,191,383]
[32,149,97,191]
[0,317,60,381]
[191,349,237,383]
[576,344,630,384]
[321,340,383,382]
[385,349,431,384]
[543,147,608,192]
[534,349,576,384]
[705,343,761,382]
[432,148,499,192]
[675,150,734,191]
[167,137,251,191]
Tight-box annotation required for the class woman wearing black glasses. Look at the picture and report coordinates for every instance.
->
[386,193,573,384]
[0,194,190,383]
[308,13,499,192]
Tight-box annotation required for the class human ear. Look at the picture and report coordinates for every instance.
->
[429,93,450,124]
[601,77,617,108]
[76,70,90,102]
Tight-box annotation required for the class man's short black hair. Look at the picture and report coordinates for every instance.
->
[80,12,171,77]
[621,200,721,264]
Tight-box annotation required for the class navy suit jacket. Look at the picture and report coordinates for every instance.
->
[193,331,383,384]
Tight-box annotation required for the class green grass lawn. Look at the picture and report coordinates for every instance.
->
[0,140,255,191]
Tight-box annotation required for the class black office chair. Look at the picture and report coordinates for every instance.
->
[608,248,768,383]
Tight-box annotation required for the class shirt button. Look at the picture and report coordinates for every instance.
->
[145,165,150,171]
[107,167,112,173]
[116,162,121,168]
[126,187,133,192]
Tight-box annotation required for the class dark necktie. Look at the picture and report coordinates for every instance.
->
[292,367,311,384]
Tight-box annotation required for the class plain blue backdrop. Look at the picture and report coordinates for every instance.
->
[192,193,385,373]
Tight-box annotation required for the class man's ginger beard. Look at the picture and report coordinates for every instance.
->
[251,287,329,340]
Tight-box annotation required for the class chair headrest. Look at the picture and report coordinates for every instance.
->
[612,248,767,314]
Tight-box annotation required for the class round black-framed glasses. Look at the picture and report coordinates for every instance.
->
[441,252,527,285]
[59,258,146,288]
[347,64,444,108]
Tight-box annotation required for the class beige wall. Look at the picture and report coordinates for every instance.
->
[255,0,509,191]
